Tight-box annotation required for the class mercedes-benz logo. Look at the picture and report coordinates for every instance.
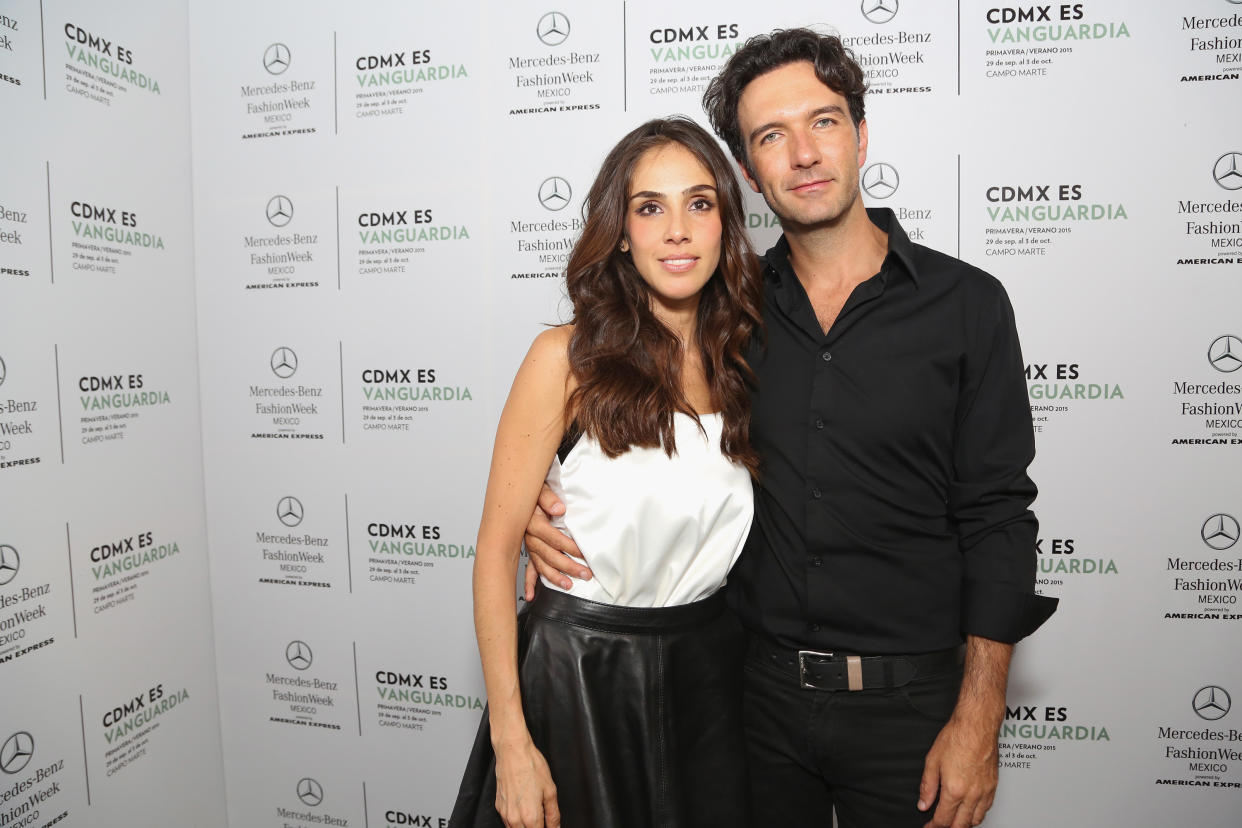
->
[1194,686,1231,721]
[264,43,291,75]
[297,777,324,806]
[536,12,571,46]
[1202,514,1240,551]
[0,545,19,587]
[277,496,304,528]
[266,195,294,228]
[861,0,899,24]
[0,732,34,775]
[862,163,900,200]
[270,347,298,379]
[0,355,6,388]
[1215,153,1242,191]
[538,177,572,211]
[1208,335,1242,373]
[286,640,313,671]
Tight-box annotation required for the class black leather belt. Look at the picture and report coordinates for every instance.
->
[749,637,963,692]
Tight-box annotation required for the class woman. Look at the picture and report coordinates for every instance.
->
[450,117,763,828]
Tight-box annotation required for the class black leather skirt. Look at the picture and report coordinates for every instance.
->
[449,586,750,828]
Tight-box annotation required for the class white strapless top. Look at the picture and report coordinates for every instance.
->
[542,412,754,608]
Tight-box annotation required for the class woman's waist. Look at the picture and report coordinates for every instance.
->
[527,584,728,633]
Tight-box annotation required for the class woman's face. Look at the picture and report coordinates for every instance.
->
[623,142,723,317]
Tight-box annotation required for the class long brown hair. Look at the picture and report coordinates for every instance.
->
[565,116,762,475]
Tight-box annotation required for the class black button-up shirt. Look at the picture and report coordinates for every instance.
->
[731,208,1058,654]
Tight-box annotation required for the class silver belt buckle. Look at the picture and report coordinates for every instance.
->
[797,649,834,690]
[797,649,864,691]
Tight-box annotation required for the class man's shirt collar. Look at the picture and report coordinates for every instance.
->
[764,207,921,290]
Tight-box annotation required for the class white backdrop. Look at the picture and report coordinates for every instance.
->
[4,0,1242,826]
[0,0,227,826]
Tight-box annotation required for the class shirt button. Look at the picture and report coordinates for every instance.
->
[815,418,824,430]
[811,488,822,499]
[812,557,822,567]
[821,351,832,362]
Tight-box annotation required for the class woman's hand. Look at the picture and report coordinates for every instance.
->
[494,737,561,828]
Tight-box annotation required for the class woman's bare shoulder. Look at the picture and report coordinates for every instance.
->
[525,325,573,377]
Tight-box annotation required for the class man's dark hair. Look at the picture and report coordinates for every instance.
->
[703,28,868,171]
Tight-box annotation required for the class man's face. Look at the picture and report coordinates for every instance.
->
[735,61,867,230]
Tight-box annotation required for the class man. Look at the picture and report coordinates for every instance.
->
[524,28,1057,828]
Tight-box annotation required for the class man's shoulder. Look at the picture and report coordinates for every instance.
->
[758,241,785,276]
[871,209,1008,300]
[757,244,790,304]
[908,241,1008,300]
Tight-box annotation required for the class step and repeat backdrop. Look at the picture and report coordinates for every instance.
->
[5,0,1242,826]
[0,0,228,827]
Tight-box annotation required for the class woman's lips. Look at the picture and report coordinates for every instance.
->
[659,256,700,273]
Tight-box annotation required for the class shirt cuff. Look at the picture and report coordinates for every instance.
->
[961,579,1059,643]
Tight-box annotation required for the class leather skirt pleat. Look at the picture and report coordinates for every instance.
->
[449,586,750,828]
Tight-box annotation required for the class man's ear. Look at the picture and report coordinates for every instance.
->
[736,156,760,194]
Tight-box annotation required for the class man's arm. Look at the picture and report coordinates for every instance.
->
[917,636,1010,828]
[918,276,1057,827]
[521,485,592,601]
[951,278,1056,643]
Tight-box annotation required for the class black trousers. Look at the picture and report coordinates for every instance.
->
[743,641,963,827]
